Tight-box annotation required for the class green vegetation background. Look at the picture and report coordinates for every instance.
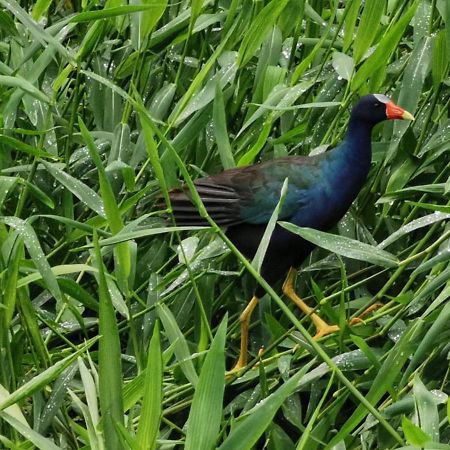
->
[0,0,449,448]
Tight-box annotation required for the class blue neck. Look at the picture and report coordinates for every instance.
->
[341,116,374,169]
[324,116,375,196]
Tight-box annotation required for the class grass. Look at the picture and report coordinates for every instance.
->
[0,0,450,448]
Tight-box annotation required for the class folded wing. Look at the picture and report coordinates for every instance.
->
[167,157,316,227]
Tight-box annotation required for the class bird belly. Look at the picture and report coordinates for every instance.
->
[226,223,268,259]
[226,223,315,286]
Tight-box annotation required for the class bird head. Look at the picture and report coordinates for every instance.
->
[352,94,415,124]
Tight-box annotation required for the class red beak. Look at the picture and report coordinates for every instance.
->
[386,101,415,120]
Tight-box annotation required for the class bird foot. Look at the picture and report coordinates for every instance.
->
[226,364,245,380]
[227,346,265,377]
[227,359,246,376]
[312,303,382,340]
[349,317,363,325]
[313,324,340,340]
[349,303,383,325]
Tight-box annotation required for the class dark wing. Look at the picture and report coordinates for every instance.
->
[167,156,321,227]
[169,179,243,226]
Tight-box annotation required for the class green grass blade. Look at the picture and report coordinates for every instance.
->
[136,322,162,450]
[0,340,96,411]
[0,0,73,61]
[138,110,171,207]
[252,178,288,272]
[78,118,124,233]
[41,160,105,217]
[385,35,431,163]
[438,0,450,50]
[0,216,63,303]
[432,30,449,90]
[97,226,208,246]
[325,326,417,448]
[351,2,418,92]
[168,20,238,126]
[237,116,272,166]
[79,117,131,291]
[3,238,21,328]
[94,232,124,450]
[0,176,17,208]
[185,317,227,450]
[412,375,439,442]
[403,302,450,382]
[332,52,354,81]
[132,0,168,49]
[401,416,431,447]
[352,0,386,64]
[171,54,238,126]
[279,222,398,268]
[38,365,79,434]
[0,411,62,450]
[78,358,100,432]
[76,358,104,449]
[31,0,52,20]
[237,0,289,67]
[0,134,56,158]
[213,83,235,169]
[378,212,450,249]
[343,0,360,52]
[157,303,198,386]
[17,288,50,367]
[219,361,314,450]
[0,75,50,103]
[0,384,29,427]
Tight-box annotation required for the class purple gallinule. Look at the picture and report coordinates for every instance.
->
[168,94,414,371]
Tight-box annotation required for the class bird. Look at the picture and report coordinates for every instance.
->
[167,94,414,371]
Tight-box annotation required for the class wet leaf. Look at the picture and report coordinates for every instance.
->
[280,223,398,268]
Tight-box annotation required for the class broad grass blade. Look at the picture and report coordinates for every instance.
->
[94,233,125,450]
[157,303,198,386]
[325,327,416,448]
[0,340,95,411]
[280,223,398,268]
[351,2,418,92]
[136,322,163,450]
[213,83,235,169]
[237,0,289,67]
[184,317,227,450]
[79,117,131,291]
[352,0,386,64]
[412,375,439,442]
[0,411,62,450]
[0,217,63,302]
[41,160,105,217]
[252,178,288,272]
[218,361,314,450]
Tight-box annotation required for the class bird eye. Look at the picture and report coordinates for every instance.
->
[374,102,380,107]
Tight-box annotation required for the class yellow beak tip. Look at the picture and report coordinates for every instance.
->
[402,111,415,121]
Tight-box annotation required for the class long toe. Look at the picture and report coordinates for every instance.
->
[349,303,383,325]
[313,324,340,340]
[228,361,246,374]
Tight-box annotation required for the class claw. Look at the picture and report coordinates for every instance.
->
[350,303,382,325]
[313,324,340,340]
[284,268,341,339]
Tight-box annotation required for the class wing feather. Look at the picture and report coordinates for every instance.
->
[167,156,317,226]
[168,179,243,226]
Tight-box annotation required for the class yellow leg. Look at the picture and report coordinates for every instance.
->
[282,268,339,339]
[229,295,259,372]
